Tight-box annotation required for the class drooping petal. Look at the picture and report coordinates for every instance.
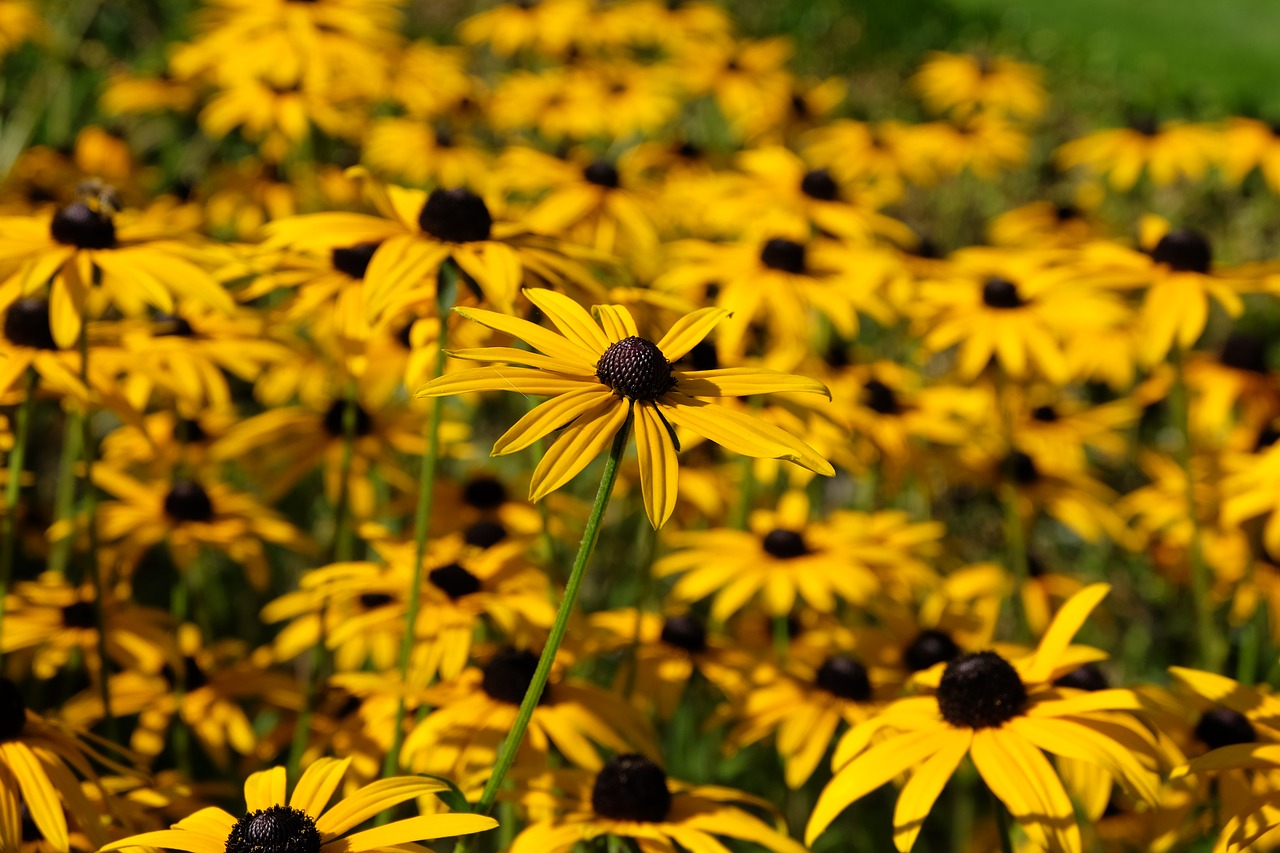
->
[634,403,680,528]
[892,730,972,852]
[524,288,611,354]
[530,397,630,501]
[660,393,834,476]
[0,741,67,852]
[656,307,731,361]
[674,368,831,398]
[492,386,615,456]
[454,306,599,368]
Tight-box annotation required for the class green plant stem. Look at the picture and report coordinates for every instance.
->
[1168,348,1219,669]
[465,414,632,828]
[169,573,193,779]
[47,411,82,575]
[622,522,658,699]
[330,379,359,563]
[997,381,1030,643]
[993,793,1016,853]
[381,265,458,783]
[0,370,37,655]
[78,324,115,740]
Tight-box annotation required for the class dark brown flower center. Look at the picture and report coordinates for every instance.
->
[591,753,672,823]
[760,238,806,274]
[322,400,373,438]
[596,337,674,401]
[762,528,808,559]
[660,614,707,654]
[800,169,839,201]
[161,655,209,692]
[1009,451,1040,485]
[1031,405,1058,422]
[481,648,547,706]
[164,481,215,523]
[331,242,381,280]
[51,201,116,249]
[1220,331,1269,374]
[0,677,27,741]
[903,629,960,672]
[583,161,620,188]
[815,655,872,702]
[1195,707,1256,750]
[3,298,58,350]
[224,805,321,853]
[359,593,394,609]
[428,562,482,600]
[418,188,492,243]
[982,276,1025,309]
[464,520,508,549]
[863,379,900,415]
[1151,228,1211,274]
[463,476,508,510]
[61,601,96,629]
[937,651,1026,729]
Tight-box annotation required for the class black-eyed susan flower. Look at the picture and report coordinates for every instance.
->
[807,584,1165,853]
[911,51,1047,121]
[100,758,497,853]
[1055,119,1218,190]
[1216,116,1280,192]
[417,288,833,528]
[509,753,807,853]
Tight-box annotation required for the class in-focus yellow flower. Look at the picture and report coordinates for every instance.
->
[101,758,497,853]
[418,288,833,528]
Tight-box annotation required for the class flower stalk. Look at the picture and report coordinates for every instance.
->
[0,369,37,651]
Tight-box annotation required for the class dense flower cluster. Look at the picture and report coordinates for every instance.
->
[1,2,1280,853]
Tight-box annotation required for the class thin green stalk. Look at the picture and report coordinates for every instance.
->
[997,381,1030,642]
[0,370,37,653]
[772,614,790,664]
[47,410,82,575]
[622,523,658,699]
[381,265,458,782]
[993,793,1017,853]
[729,451,755,530]
[78,323,115,739]
[330,379,359,563]
[1168,348,1220,669]
[169,573,193,779]
[466,414,633,825]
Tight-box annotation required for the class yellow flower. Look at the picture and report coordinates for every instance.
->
[100,758,497,853]
[1055,119,1218,190]
[417,288,833,528]
[807,584,1165,853]
[911,52,1047,121]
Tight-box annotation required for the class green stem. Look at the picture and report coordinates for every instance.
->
[467,413,632,824]
[169,573,193,779]
[997,381,1030,642]
[729,452,755,530]
[330,379,359,563]
[0,370,37,656]
[78,323,115,739]
[1169,348,1219,669]
[622,523,658,699]
[381,264,458,783]
[47,410,82,575]
[993,792,1017,853]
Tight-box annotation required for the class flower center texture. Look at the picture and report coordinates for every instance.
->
[418,188,492,243]
[762,528,808,559]
[50,201,116,249]
[862,379,901,415]
[981,276,1025,309]
[1194,707,1256,750]
[660,614,707,654]
[224,805,321,853]
[464,520,508,549]
[4,298,59,350]
[428,562,482,600]
[937,651,1027,729]
[1151,228,1211,274]
[596,337,674,402]
[481,647,547,706]
[322,399,373,438]
[815,655,872,702]
[0,677,27,741]
[463,476,508,510]
[164,481,215,523]
[759,238,807,274]
[591,753,672,823]
[583,161,620,189]
[903,629,960,672]
[331,242,381,280]
[800,168,839,201]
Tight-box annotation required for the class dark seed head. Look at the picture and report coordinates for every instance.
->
[463,476,508,510]
[3,299,58,350]
[50,201,116,249]
[61,601,96,629]
[1031,404,1058,423]
[161,656,208,692]
[417,188,492,243]
[464,520,508,549]
[0,677,27,741]
[591,753,672,823]
[762,528,808,559]
[660,614,707,654]
[1009,451,1039,485]
[982,276,1025,309]
[1257,424,1280,452]
[583,161,620,189]
[800,169,839,201]
[937,651,1027,729]
[596,336,674,401]
[481,647,547,706]
[815,655,872,702]
[863,379,901,415]
[1054,664,1109,692]
[1151,228,1211,274]
[1054,204,1081,222]
[903,629,960,672]
[760,238,806,274]
[1195,707,1256,750]
[164,481,215,523]
[331,242,381,280]
[321,399,373,438]
[428,562,482,600]
[359,593,393,610]
[224,805,321,853]
[1220,332,1269,374]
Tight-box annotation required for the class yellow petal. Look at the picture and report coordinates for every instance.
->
[675,368,831,398]
[322,814,498,853]
[290,757,352,817]
[100,830,226,853]
[524,288,611,354]
[893,730,971,852]
[591,304,639,343]
[1,742,67,853]
[453,305,598,368]
[492,386,615,456]
[971,729,1080,853]
[416,366,589,398]
[634,403,679,529]
[656,307,731,361]
[660,393,834,476]
[243,765,286,811]
[314,777,449,837]
[530,397,630,501]
[1022,583,1110,684]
